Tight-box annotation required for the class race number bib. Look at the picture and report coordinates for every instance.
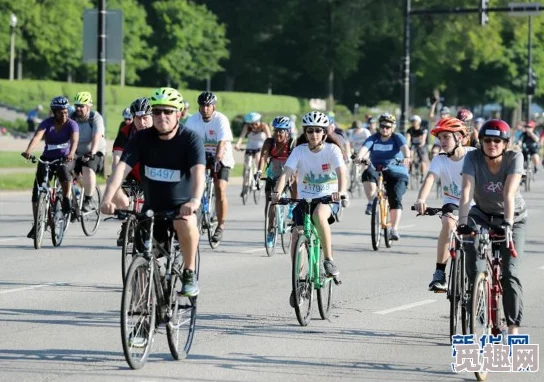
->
[46,142,69,151]
[144,166,181,182]
[305,182,331,194]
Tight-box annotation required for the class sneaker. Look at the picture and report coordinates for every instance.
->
[428,269,447,291]
[266,232,275,248]
[211,227,223,243]
[289,290,297,308]
[180,269,199,297]
[82,196,94,212]
[27,226,35,239]
[390,229,400,241]
[365,202,373,215]
[117,221,127,247]
[323,259,339,277]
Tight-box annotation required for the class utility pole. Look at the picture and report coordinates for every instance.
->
[97,0,106,118]
[527,15,534,122]
[401,0,411,133]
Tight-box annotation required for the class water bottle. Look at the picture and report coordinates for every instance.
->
[74,186,81,201]
[202,196,209,213]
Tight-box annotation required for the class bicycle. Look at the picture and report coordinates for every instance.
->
[120,179,145,282]
[412,206,470,341]
[464,223,518,381]
[69,168,102,236]
[348,158,363,198]
[200,158,219,249]
[240,149,262,205]
[409,146,422,190]
[119,209,199,370]
[277,196,344,326]
[27,156,70,249]
[263,180,291,256]
[522,147,535,192]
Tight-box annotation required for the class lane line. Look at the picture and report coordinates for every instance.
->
[373,299,436,315]
[0,282,66,295]
[242,248,265,253]
[0,237,19,243]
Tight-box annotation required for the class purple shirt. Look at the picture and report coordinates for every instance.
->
[38,117,79,159]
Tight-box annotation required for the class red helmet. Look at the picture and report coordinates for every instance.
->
[431,117,467,137]
[478,119,510,141]
[456,109,473,123]
[526,120,536,128]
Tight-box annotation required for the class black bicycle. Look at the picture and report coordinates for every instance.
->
[119,209,199,369]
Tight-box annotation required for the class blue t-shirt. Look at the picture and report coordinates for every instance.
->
[38,117,79,159]
[363,133,408,176]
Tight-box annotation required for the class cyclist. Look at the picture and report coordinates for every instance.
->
[517,120,540,173]
[457,119,526,335]
[406,115,429,181]
[354,112,410,240]
[22,96,79,239]
[101,87,205,297]
[271,111,347,306]
[456,108,475,147]
[347,120,371,193]
[180,100,191,125]
[429,105,451,159]
[328,116,351,163]
[255,116,296,247]
[413,118,475,291]
[71,91,107,212]
[118,107,133,131]
[235,112,271,195]
[111,97,153,246]
[366,116,377,135]
[185,91,235,244]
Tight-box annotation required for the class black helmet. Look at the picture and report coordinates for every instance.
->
[130,97,152,117]
[197,91,217,106]
[50,96,70,110]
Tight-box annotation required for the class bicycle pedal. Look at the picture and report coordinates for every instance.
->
[433,289,447,294]
[333,277,342,285]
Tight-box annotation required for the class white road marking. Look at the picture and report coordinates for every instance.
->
[374,299,436,315]
[242,248,265,253]
[0,237,19,242]
[0,282,66,295]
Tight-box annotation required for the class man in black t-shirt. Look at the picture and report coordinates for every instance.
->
[406,115,429,178]
[101,87,205,297]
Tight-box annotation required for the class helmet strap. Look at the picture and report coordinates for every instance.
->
[483,149,505,160]
[444,135,460,157]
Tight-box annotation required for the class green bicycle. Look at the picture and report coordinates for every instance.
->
[277,196,344,326]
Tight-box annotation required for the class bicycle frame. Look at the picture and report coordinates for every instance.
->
[375,169,390,230]
[299,209,325,289]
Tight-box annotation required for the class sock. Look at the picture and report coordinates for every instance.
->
[436,263,447,272]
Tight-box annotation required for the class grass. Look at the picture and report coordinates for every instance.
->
[0,151,37,168]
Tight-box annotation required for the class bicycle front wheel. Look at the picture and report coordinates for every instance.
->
[81,185,102,236]
[264,201,277,256]
[292,234,313,326]
[280,204,291,254]
[383,199,392,248]
[51,194,67,247]
[370,197,381,251]
[121,216,137,284]
[470,271,490,381]
[316,247,334,320]
[449,256,461,341]
[34,193,49,250]
[121,256,157,370]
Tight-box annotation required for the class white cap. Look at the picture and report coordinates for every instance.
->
[409,115,421,122]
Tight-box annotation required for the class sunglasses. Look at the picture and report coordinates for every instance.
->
[483,138,503,144]
[274,129,287,134]
[379,124,393,129]
[75,104,85,108]
[152,108,177,116]
[305,128,324,134]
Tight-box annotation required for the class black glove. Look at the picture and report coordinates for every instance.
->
[457,224,474,235]
[84,152,96,161]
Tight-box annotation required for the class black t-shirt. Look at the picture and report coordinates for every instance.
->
[113,123,136,152]
[406,127,428,145]
[121,125,206,211]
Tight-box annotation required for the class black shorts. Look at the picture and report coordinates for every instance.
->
[205,154,230,181]
[31,159,75,202]
[292,200,340,226]
[75,152,104,174]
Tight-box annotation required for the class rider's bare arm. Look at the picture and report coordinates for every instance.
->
[458,173,475,226]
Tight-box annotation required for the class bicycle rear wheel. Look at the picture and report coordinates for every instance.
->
[81,185,102,236]
[122,216,137,284]
[34,193,49,250]
[470,271,490,381]
[167,248,199,360]
[317,247,334,320]
[264,201,277,256]
[121,256,157,369]
[370,197,381,251]
[279,204,291,254]
[293,234,313,326]
[383,199,392,248]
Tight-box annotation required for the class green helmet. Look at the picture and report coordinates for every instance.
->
[149,87,184,110]
[74,91,93,105]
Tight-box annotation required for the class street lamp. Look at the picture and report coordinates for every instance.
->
[9,13,17,81]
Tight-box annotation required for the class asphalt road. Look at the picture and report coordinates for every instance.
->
[0,182,543,382]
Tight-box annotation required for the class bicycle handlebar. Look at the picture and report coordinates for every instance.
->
[274,195,347,206]
[26,155,67,165]
[411,206,443,216]
[114,208,186,221]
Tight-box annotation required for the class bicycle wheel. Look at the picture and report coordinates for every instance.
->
[459,249,468,335]
[292,234,313,326]
[166,249,199,360]
[264,201,278,256]
[526,162,533,192]
[280,204,291,254]
[81,185,102,236]
[34,192,49,250]
[51,193,67,247]
[121,256,157,369]
[449,256,461,341]
[370,197,381,251]
[383,199,392,248]
[470,271,490,381]
[122,216,137,284]
[316,247,334,320]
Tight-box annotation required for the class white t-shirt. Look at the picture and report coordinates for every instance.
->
[285,143,345,199]
[429,147,476,205]
[349,128,372,152]
[185,111,235,168]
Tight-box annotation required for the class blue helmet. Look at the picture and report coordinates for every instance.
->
[244,112,261,124]
[122,107,132,119]
[272,116,291,130]
[50,96,70,110]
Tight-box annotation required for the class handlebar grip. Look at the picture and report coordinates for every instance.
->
[410,206,416,211]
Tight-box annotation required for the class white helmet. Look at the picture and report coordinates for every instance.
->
[301,111,329,128]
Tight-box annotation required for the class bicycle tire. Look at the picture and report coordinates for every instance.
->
[121,216,137,284]
[449,256,461,341]
[383,199,392,248]
[121,256,157,370]
[264,201,277,256]
[280,204,291,254]
[293,234,313,326]
[34,192,49,250]
[370,197,381,251]
[166,248,199,360]
[316,247,333,320]
[81,185,102,236]
[470,271,490,381]
[51,195,66,247]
